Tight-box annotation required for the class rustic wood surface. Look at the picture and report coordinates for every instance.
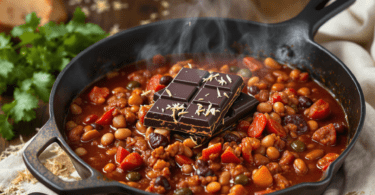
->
[0,0,309,153]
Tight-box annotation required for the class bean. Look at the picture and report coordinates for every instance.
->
[254,154,270,166]
[153,54,166,65]
[174,188,193,195]
[285,106,296,115]
[290,69,301,80]
[115,128,132,140]
[273,102,285,113]
[101,133,115,146]
[223,133,241,144]
[307,120,319,131]
[206,182,221,193]
[234,174,249,185]
[294,159,308,175]
[136,121,147,133]
[181,164,194,174]
[271,83,285,92]
[238,68,252,78]
[149,133,169,149]
[264,73,276,83]
[68,125,84,142]
[81,130,100,142]
[75,147,87,156]
[84,114,98,124]
[126,172,141,182]
[106,147,117,156]
[154,128,170,138]
[90,123,103,130]
[261,135,275,148]
[83,125,93,132]
[273,70,289,82]
[130,105,140,112]
[103,163,116,173]
[264,57,282,69]
[112,115,126,128]
[247,85,260,95]
[125,111,136,124]
[170,64,182,75]
[298,96,313,109]
[305,149,324,160]
[155,176,171,190]
[66,121,77,130]
[257,103,273,113]
[247,76,260,86]
[266,147,280,160]
[132,88,143,95]
[220,64,229,73]
[160,75,173,85]
[270,112,281,124]
[255,145,266,155]
[297,87,311,96]
[219,171,231,185]
[126,81,140,90]
[128,94,143,106]
[257,81,268,90]
[70,104,82,115]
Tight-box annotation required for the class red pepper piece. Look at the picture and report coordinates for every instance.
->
[221,147,240,163]
[146,74,165,92]
[247,113,267,138]
[175,155,194,165]
[243,57,263,72]
[236,120,250,132]
[84,114,98,124]
[95,108,115,126]
[266,118,287,138]
[119,152,143,170]
[308,99,330,120]
[201,143,222,161]
[116,146,130,164]
[254,189,276,195]
[88,86,110,104]
[317,153,339,171]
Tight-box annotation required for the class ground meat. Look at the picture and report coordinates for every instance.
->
[279,150,296,166]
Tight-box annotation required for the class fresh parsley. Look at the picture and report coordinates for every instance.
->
[0,7,108,140]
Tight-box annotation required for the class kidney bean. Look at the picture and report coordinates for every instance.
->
[283,114,308,134]
[149,133,169,149]
[223,133,241,144]
[298,96,313,109]
[155,176,170,190]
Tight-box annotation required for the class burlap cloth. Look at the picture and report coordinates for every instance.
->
[1,0,375,194]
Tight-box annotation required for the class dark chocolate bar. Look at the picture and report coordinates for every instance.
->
[144,68,245,136]
[177,92,259,146]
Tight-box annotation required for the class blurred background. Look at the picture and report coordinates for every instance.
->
[0,0,310,34]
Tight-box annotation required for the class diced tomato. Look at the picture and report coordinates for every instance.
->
[201,143,222,161]
[138,105,151,124]
[248,113,267,138]
[312,123,336,146]
[175,155,194,165]
[308,99,330,120]
[119,152,143,170]
[83,114,98,124]
[146,74,165,92]
[116,146,130,164]
[317,153,339,171]
[95,108,115,126]
[236,120,251,132]
[266,118,287,138]
[243,57,263,71]
[88,86,110,104]
[254,189,276,195]
[221,147,241,163]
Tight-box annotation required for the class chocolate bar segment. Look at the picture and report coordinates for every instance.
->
[144,68,245,136]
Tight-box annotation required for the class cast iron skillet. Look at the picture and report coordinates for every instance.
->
[23,0,365,194]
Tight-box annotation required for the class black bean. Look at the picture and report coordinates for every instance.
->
[155,176,171,190]
[247,85,260,96]
[223,133,241,144]
[91,123,103,130]
[149,133,169,149]
[174,188,193,195]
[159,76,173,86]
[283,114,308,134]
[126,81,141,90]
[334,122,347,133]
[196,159,215,176]
[298,96,313,109]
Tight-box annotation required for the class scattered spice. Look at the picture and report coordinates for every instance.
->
[226,75,232,83]
[165,89,172,97]
[224,92,229,98]
[217,87,222,98]
[141,90,152,96]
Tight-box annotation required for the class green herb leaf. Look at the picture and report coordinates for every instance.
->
[0,33,11,49]
[0,114,14,140]
[0,59,14,78]
[32,72,55,102]
[3,89,39,123]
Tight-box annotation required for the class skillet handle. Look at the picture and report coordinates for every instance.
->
[291,0,355,37]
[23,119,117,194]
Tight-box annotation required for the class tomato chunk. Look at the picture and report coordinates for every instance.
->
[243,57,263,71]
[236,120,250,132]
[146,74,165,92]
[266,118,287,138]
[253,166,273,187]
[119,152,143,170]
[116,146,130,164]
[175,155,194,165]
[312,123,336,146]
[221,147,241,163]
[317,153,339,171]
[95,108,115,126]
[248,113,267,138]
[308,99,330,120]
[201,143,222,161]
[88,86,109,104]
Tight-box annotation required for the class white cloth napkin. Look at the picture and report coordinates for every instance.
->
[1,0,375,194]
